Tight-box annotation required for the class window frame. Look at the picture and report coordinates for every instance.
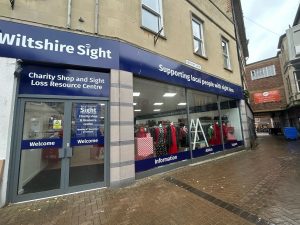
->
[294,71,300,92]
[250,65,276,80]
[141,0,164,35]
[191,16,206,57]
[221,37,231,70]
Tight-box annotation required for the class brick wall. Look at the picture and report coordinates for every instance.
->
[209,0,233,20]
[245,57,287,112]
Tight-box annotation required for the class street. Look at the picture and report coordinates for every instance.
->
[1,134,299,225]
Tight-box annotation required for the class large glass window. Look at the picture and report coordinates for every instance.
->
[219,97,243,149]
[192,18,205,57]
[187,90,220,157]
[141,0,164,34]
[133,77,244,172]
[133,78,188,171]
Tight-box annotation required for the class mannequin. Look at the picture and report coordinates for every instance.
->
[167,122,178,154]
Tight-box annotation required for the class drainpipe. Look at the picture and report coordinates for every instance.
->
[67,0,72,29]
[95,0,99,34]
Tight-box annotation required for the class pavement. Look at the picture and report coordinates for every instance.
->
[0,134,300,225]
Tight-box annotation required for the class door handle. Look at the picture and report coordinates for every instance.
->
[65,147,73,158]
[58,148,65,158]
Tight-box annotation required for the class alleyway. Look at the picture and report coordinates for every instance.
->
[0,135,299,225]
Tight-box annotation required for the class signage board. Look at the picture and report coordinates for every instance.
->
[253,90,281,104]
[0,19,244,100]
[19,65,110,97]
[0,20,119,69]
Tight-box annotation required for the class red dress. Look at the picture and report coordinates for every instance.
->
[209,122,222,145]
[168,125,178,154]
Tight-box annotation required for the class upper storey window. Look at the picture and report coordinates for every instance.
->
[141,0,164,34]
[192,18,205,57]
[222,38,231,70]
[250,65,276,80]
[295,71,300,92]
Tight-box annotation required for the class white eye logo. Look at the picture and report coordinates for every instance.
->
[262,92,269,97]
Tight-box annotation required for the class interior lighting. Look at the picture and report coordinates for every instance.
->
[134,109,141,112]
[153,109,161,112]
[133,103,137,106]
[153,102,163,105]
[178,103,187,106]
[133,92,140,97]
[163,93,176,97]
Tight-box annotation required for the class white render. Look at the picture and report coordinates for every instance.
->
[0,57,17,207]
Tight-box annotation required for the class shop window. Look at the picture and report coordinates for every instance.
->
[141,0,164,34]
[219,97,243,149]
[133,77,188,172]
[192,17,205,57]
[187,90,220,157]
[221,38,231,70]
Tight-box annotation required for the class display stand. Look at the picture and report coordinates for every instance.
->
[190,118,208,149]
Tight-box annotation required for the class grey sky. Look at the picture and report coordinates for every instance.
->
[241,0,300,64]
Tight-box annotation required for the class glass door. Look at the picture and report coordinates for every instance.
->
[17,101,64,195]
[14,99,107,201]
[68,102,106,186]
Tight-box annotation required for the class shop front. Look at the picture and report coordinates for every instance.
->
[0,19,244,204]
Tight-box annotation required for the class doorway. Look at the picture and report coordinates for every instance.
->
[11,99,108,202]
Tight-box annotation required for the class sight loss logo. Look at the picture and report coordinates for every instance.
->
[0,32,112,60]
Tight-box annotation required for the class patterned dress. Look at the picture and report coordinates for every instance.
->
[155,127,167,157]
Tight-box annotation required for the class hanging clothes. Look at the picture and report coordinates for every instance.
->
[155,126,167,156]
[209,122,221,145]
[167,124,178,154]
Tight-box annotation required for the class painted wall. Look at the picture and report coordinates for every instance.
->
[0,57,17,207]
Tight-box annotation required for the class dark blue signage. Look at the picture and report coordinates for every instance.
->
[19,65,109,97]
[192,145,223,158]
[71,136,104,147]
[0,19,243,99]
[21,138,62,150]
[0,20,119,69]
[135,151,191,172]
[119,43,243,99]
[224,141,243,149]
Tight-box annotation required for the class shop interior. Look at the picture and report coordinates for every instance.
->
[133,77,242,162]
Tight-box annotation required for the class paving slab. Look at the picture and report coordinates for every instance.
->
[0,135,299,225]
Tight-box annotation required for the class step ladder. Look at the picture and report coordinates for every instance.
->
[190,118,208,149]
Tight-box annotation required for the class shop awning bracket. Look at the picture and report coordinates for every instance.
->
[154,27,164,46]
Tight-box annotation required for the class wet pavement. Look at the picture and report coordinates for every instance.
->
[0,134,300,225]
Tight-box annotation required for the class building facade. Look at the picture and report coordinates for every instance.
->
[245,57,287,131]
[0,0,248,205]
[278,4,300,130]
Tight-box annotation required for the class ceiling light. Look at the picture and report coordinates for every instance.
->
[133,103,137,106]
[178,103,186,106]
[134,109,141,112]
[163,93,176,97]
[153,109,161,112]
[100,103,105,106]
[133,92,140,97]
[153,102,163,106]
